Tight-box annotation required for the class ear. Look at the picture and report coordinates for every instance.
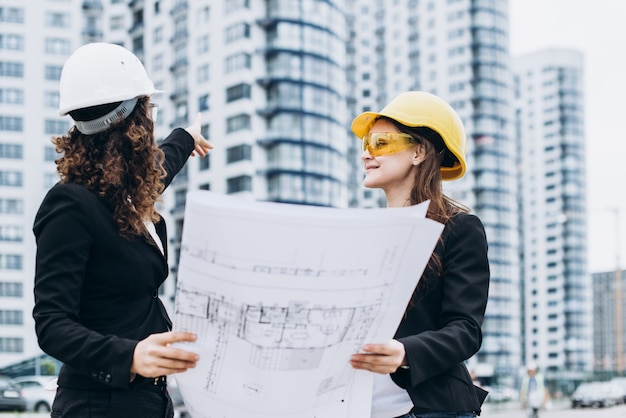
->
[412,144,426,165]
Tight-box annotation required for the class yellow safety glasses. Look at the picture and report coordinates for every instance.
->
[361,132,417,157]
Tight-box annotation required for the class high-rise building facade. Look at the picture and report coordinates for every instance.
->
[346,0,520,381]
[128,0,352,308]
[0,0,90,367]
[513,49,591,376]
[592,269,626,374]
[1,1,591,390]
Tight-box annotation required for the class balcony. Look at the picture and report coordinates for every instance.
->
[169,88,189,102]
[168,58,188,73]
[170,1,189,16]
[129,0,144,9]
[169,29,189,45]
[82,1,103,11]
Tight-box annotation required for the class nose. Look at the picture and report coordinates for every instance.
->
[361,148,373,160]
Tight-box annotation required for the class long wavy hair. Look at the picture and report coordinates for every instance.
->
[52,96,166,239]
[378,116,469,296]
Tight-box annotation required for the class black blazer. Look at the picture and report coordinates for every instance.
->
[391,212,490,413]
[32,128,195,390]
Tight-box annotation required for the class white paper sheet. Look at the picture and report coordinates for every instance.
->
[171,191,443,418]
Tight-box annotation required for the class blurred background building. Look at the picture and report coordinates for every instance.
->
[0,0,600,392]
[513,49,591,393]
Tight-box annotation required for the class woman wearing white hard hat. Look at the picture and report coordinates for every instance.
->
[33,43,211,417]
[349,91,490,418]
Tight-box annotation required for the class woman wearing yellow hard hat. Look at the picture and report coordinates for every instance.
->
[349,91,490,418]
[33,43,212,418]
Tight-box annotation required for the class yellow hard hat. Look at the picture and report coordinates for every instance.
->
[351,91,467,180]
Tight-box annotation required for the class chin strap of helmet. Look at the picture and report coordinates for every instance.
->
[74,97,138,135]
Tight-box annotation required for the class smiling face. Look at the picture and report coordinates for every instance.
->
[361,119,424,207]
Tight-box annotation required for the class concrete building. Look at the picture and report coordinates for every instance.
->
[513,49,591,377]
[346,0,520,381]
[0,0,87,367]
[592,269,626,374]
[1,1,592,389]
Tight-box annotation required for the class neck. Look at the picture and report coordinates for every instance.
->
[385,190,412,208]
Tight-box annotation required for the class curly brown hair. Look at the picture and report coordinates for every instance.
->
[52,96,166,239]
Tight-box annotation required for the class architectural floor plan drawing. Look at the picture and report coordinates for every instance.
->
[171,191,443,418]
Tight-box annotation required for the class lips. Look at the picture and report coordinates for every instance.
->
[364,163,378,171]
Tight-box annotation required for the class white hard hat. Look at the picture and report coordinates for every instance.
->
[58,42,159,117]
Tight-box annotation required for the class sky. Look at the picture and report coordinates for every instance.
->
[509,0,626,273]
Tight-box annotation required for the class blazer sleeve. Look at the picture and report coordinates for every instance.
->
[32,184,137,389]
[159,128,195,189]
[394,213,490,387]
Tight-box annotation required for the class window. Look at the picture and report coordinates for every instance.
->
[0,171,22,187]
[0,88,23,104]
[0,225,22,242]
[0,143,22,159]
[110,15,125,30]
[45,65,63,81]
[132,36,144,53]
[0,337,23,353]
[174,189,186,211]
[0,116,22,131]
[0,34,24,50]
[226,83,251,102]
[45,38,71,55]
[0,7,24,23]
[0,62,24,78]
[154,26,163,43]
[174,103,188,121]
[198,154,210,171]
[0,282,22,297]
[44,173,58,189]
[197,64,209,83]
[0,254,22,270]
[226,175,252,194]
[225,0,249,14]
[225,52,251,73]
[153,54,163,72]
[0,310,22,325]
[226,144,251,163]
[198,94,209,111]
[197,6,210,24]
[45,119,69,135]
[197,34,209,54]
[44,91,59,108]
[199,183,210,190]
[201,123,210,139]
[45,12,70,27]
[44,146,57,162]
[0,199,23,214]
[226,114,250,133]
[225,22,250,43]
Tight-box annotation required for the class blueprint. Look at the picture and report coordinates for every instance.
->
[172,191,444,418]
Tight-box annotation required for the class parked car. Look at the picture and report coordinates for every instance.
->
[571,381,623,408]
[12,375,57,413]
[484,385,518,403]
[610,377,626,402]
[0,375,27,412]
